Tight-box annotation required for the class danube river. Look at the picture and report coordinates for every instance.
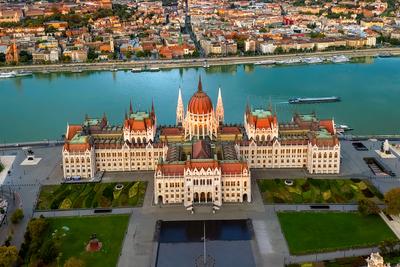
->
[1,57,400,143]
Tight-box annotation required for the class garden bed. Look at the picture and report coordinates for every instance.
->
[278,212,397,255]
[36,181,147,210]
[258,178,383,204]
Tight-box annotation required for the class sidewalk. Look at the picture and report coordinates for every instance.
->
[284,247,379,264]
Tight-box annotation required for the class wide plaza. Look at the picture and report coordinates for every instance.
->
[1,137,400,266]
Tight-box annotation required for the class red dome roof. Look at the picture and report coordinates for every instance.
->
[188,77,213,114]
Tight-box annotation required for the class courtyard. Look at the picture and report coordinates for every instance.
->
[258,178,383,204]
[277,212,397,255]
[46,215,129,266]
[36,181,147,210]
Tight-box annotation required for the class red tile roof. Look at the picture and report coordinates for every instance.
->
[66,125,82,140]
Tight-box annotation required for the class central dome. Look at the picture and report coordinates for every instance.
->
[188,77,213,114]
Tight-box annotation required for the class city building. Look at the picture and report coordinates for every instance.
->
[62,77,341,207]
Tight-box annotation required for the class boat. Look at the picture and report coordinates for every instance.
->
[131,67,142,72]
[378,52,393,58]
[288,96,341,104]
[279,58,302,65]
[302,57,324,64]
[330,55,350,63]
[335,124,353,134]
[203,61,210,68]
[110,68,118,72]
[0,71,16,78]
[254,60,275,65]
[148,67,160,72]
[71,68,83,73]
[15,71,33,77]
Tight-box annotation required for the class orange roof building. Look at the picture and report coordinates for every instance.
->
[61,77,340,208]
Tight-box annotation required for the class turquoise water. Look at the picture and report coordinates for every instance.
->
[1,57,400,143]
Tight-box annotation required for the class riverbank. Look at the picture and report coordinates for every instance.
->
[1,47,400,73]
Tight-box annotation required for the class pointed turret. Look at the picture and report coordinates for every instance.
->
[151,98,156,121]
[216,87,224,124]
[129,99,133,114]
[101,112,107,128]
[124,109,128,120]
[268,96,272,112]
[176,87,184,125]
[197,75,203,92]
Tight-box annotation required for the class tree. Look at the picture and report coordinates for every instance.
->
[28,217,48,242]
[358,199,380,216]
[11,208,24,224]
[87,47,98,61]
[19,51,32,63]
[385,188,400,215]
[61,55,71,63]
[135,51,145,58]
[379,239,400,256]
[39,239,58,264]
[0,53,5,63]
[0,246,18,267]
[64,257,85,267]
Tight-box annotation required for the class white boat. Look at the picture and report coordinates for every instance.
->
[15,71,33,77]
[335,124,353,134]
[131,67,142,72]
[330,55,350,63]
[0,71,16,78]
[71,68,83,73]
[148,67,160,72]
[203,61,210,68]
[280,58,302,65]
[302,57,324,64]
[254,60,275,65]
[111,68,118,72]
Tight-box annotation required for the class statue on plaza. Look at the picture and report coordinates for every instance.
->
[86,233,102,252]
[381,140,391,155]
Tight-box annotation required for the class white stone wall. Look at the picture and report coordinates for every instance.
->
[62,148,96,179]
[238,141,340,174]
[154,167,250,206]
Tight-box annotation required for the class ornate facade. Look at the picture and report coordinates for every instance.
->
[62,76,341,207]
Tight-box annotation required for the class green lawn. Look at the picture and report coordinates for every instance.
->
[36,181,147,210]
[47,215,129,266]
[278,212,397,255]
[258,178,383,204]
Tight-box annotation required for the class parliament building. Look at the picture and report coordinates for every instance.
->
[62,77,341,207]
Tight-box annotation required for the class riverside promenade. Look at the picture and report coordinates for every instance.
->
[1,47,400,73]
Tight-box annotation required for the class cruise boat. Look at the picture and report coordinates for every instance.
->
[254,60,275,65]
[148,67,160,72]
[15,71,33,77]
[131,67,142,72]
[0,71,16,78]
[280,58,302,65]
[71,68,83,73]
[288,96,341,104]
[302,57,324,64]
[335,124,353,134]
[378,52,393,58]
[330,55,350,63]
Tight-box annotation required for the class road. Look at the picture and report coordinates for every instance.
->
[1,47,400,73]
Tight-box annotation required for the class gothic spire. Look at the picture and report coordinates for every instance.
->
[216,87,224,124]
[129,99,133,114]
[176,86,184,125]
[197,75,203,92]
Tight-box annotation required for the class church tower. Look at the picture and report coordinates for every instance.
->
[216,87,224,124]
[176,87,184,125]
